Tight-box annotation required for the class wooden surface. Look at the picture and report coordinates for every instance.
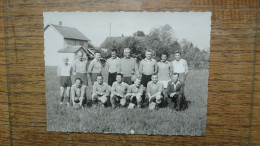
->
[1,0,260,145]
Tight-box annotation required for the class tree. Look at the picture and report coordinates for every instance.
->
[133,31,145,37]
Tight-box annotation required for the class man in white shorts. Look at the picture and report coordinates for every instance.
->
[172,50,188,84]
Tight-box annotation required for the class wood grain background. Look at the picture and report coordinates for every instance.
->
[1,0,260,145]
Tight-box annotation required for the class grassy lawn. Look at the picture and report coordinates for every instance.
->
[45,66,208,136]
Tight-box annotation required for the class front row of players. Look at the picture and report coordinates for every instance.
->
[67,73,185,110]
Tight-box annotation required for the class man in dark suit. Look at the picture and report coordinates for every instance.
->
[164,73,185,111]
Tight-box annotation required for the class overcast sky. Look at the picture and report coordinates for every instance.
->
[44,12,211,50]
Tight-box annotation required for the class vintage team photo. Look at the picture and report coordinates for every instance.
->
[44,12,211,136]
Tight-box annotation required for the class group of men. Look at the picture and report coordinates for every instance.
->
[57,48,189,110]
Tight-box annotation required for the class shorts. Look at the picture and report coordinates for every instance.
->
[108,72,117,86]
[90,73,99,85]
[123,77,132,85]
[141,74,152,87]
[75,72,88,86]
[60,76,72,87]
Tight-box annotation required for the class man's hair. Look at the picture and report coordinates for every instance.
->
[174,50,181,55]
[111,49,117,53]
[151,73,158,77]
[96,74,103,79]
[135,76,141,81]
[161,52,168,58]
[116,73,123,78]
[124,48,130,52]
[77,51,83,56]
[145,49,153,53]
[75,78,82,83]
[172,72,179,77]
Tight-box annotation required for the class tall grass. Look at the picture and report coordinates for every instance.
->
[45,66,208,136]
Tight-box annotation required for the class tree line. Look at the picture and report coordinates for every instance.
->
[99,24,210,69]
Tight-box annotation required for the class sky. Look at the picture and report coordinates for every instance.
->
[44,12,211,50]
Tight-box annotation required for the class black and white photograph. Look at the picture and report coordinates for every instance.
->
[44,12,211,136]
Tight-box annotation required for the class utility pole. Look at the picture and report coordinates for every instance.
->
[109,22,111,37]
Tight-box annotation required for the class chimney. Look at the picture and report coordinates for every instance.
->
[59,21,62,25]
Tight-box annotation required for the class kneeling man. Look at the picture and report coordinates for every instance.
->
[164,73,185,111]
[146,74,164,108]
[127,78,145,108]
[71,78,87,107]
[110,73,129,108]
[92,74,110,107]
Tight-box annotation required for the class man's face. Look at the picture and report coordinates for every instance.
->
[145,52,152,60]
[75,79,82,88]
[134,79,141,87]
[175,53,181,61]
[161,54,167,62]
[78,54,83,61]
[95,53,101,60]
[171,74,178,82]
[111,51,117,59]
[97,76,103,84]
[151,75,158,83]
[124,49,131,58]
[63,58,69,65]
[116,75,122,83]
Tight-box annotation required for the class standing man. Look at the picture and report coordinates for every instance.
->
[146,74,164,108]
[158,52,173,89]
[164,73,185,111]
[139,49,158,87]
[88,51,102,85]
[106,49,120,86]
[110,73,129,108]
[118,48,138,85]
[126,78,145,108]
[57,57,72,106]
[92,74,110,107]
[72,51,88,86]
[71,78,87,107]
[172,50,189,84]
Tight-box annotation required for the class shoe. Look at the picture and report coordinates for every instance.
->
[66,102,70,107]
[60,102,63,105]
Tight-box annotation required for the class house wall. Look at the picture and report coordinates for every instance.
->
[64,39,89,49]
[44,26,65,66]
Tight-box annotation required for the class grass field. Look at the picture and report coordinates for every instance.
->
[45,66,208,136]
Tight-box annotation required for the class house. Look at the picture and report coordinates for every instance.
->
[44,23,95,66]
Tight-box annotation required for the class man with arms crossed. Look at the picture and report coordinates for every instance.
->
[110,73,129,109]
[71,78,87,107]
[172,50,188,84]
[118,48,138,85]
[164,73,185,111]
[146,74,164,108]
[139,49,158,87]
[88,51,102,85]
[106,49,120,86]
[92,74,110,107]
[57,57,72,106]
[126,78,145,108]
[72,52,88,86]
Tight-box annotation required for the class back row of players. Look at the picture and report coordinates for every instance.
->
[57,48,189,110]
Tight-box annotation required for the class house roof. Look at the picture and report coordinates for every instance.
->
[45,24,90,41]
[57,45,95,58]
[58,46,86,53]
